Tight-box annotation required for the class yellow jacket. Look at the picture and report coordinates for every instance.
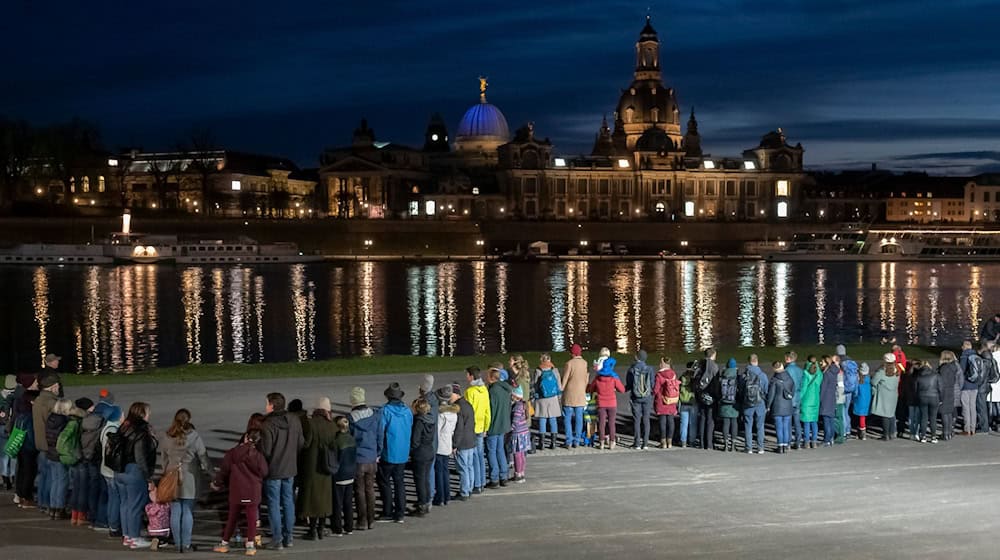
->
[465,382,492,434]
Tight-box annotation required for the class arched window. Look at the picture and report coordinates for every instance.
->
[98,176,105,192]
[82,176,90,192]
[625,107,634,124]
[650,108,659,123]
[69,177,76,193]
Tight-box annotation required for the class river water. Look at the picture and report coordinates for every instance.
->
[0,261,991,373]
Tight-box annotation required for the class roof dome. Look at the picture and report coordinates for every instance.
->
[456,100,510,143]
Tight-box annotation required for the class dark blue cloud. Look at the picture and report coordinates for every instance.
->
[2,0,998,172]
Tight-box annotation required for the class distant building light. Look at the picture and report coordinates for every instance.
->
[777,241,787,247]
[231,180,241,191]
[35,187,43,195]
[476,239,485,246]
[363,239,373,247]
[568,207,574,214]
[108,158,119,167]
[685,201,695,216]
[580,240,589,246]
[744,161,756,170]
[777,201,788,218]
[89,199,95,205]
[472,187,480,195]
[617,159,630,168]
[151,203,157,209]
[554,158,567,167]
[819,209,825,217]
[463,209,469,215]
[500,207,505,213]
[704,160,716,169]
[634,208,640,214]
[759,209,765,215]
[776,180,789,197]
[431,133,439,141]
[73,198,79,204]
[425,201,436,216]
[680,240,689,247]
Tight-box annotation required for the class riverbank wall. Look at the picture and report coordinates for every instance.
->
[0,217,834,256]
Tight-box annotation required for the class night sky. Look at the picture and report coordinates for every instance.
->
[4,1,999,174]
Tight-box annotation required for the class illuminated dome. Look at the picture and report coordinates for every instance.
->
[454,77,510,153]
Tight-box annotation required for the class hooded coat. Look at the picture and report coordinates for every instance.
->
[453,397,476,451]
[297,413,337,518]
[465,380,491,434]
[436,402,459,456]
[487,380,513,436]
[767,369,795,417]
[938,361,960,415]
[214,441,268,505]
[626,358,656,401]
[561,355,590,408]
[379,400,413,464]
[799,363,823,423]
[915,365,941,404]
[819,364,839,417]
[717,364,741,419]
[80,412,106,464]
[852,375,872,417]
[410,412,436,463]
[32,389,57,452]
[348,405,382,464]
[871,366,900,418]
[260,410,305,480]
[652,367,679,416]
[587,358,625,408]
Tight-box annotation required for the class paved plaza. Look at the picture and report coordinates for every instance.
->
[3,373,1000,559]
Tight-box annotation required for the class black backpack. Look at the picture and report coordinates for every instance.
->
[103,428,129,474]
[986,355,1000,385]
[719,375,738,405]
[742,371,763,407]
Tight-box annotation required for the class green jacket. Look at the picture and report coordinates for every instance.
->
[487,381,513,436]
[717,368,740,418]
[297,414,338,518]
[870,367,900,418]
[799,363,823,423]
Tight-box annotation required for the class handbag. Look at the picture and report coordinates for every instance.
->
[3,424,26,458]
[156,464,182,503]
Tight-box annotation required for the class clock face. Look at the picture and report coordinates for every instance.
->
[431,134,439,141]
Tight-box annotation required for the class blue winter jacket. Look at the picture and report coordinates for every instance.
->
[349,405,383,465]
[742,364,770,409]
[852,375,872,416]
[785,362,804,407]
[378,400,413,464]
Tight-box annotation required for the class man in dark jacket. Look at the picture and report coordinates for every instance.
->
[626,349,656,450]
[980,314,1000,344]
[348,387,380,531]
[741,354,770,454]
[450,383,476,501]
[977,342,996,433]
[260,392,304,550]
[32,372,60,512]
[485,369,512,488]
[696,348,720,450]
[914,363,941,442]
[417,374,440,506]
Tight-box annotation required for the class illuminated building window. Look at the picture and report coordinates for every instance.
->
[98,176,105,192]
[776,180,789,197]
[409,201,419,216]
[82,176,90,193]
[685,201,695,217]
[703,160,715,169]
[231,180,241,191]
[777,201,788,218]
[424,200,436,216]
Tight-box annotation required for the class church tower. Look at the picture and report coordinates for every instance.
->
[614,16,682,151]
[682,108,702,157]
[635,15,661,82]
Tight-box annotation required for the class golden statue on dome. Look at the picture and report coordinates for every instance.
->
[479,76,488,100]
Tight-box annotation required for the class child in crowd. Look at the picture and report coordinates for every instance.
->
[587,357,626,449]
[583,392,598,446]
[212,430,269,556]
[510,387,530,482]
[853,363,872,439]
[331,416,357,536]
[145,488,170,551]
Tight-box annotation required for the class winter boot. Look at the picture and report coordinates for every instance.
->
[548,432,556,449]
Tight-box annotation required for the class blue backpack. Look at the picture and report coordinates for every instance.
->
[538,369,560,399]
[842,360,859,394]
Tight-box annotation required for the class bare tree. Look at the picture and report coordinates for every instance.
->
[0,117,35,208]
[179,126,219,216]
[147,156,180,210]
[38,118,102,205]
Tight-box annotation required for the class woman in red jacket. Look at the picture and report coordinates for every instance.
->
[587,357,625,449]
[212,430,269,556]
[652,357,680,448]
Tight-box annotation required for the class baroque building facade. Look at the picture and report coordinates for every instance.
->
[320,16,806,222]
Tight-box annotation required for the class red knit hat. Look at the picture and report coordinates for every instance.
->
[571,344,583,357]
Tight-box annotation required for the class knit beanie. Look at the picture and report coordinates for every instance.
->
[350,387,366,406]
[571,344,583,357]
[835,344,847,356]
[419,374,434,393]
[636,349,648,362]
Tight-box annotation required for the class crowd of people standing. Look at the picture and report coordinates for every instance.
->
[2,333,1000,554]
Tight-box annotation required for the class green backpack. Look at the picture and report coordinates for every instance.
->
[679,374,696,404]
[57,418,82,466]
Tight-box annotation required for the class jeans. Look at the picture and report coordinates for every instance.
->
[842,393,853,436]
[115,463,148,539]
[919,400,940,440]
[597,406,617,443]
[679,404,698,445]
[961,390,978,433]
[774,415,791,446]
[562,406,584,445]
[170,498,195,549]
[455,448,475,497]
[743,403,766,451]
[69,463,91,514]
[86,463,105,525]
[377,462,406,521]
[48,459,69,509]
[485,434,508,483]
[630,399,652,446]
[433,454,450,505]
[698,404,715,449]
[473,435,486,489]
[105,476,121,532]
[792,407,804,445]
[0,434,15,477]
[353,462,377,529]
[265,477,295,545]
[835,403,846,441]
[822,415,836,443]
[37,453,52,509]
[538,416,559,434]
[412,459,432,506]
[803,421,818,443]
[908,405,922,438]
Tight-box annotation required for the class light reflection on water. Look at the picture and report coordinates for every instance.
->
[5,261,999,374]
